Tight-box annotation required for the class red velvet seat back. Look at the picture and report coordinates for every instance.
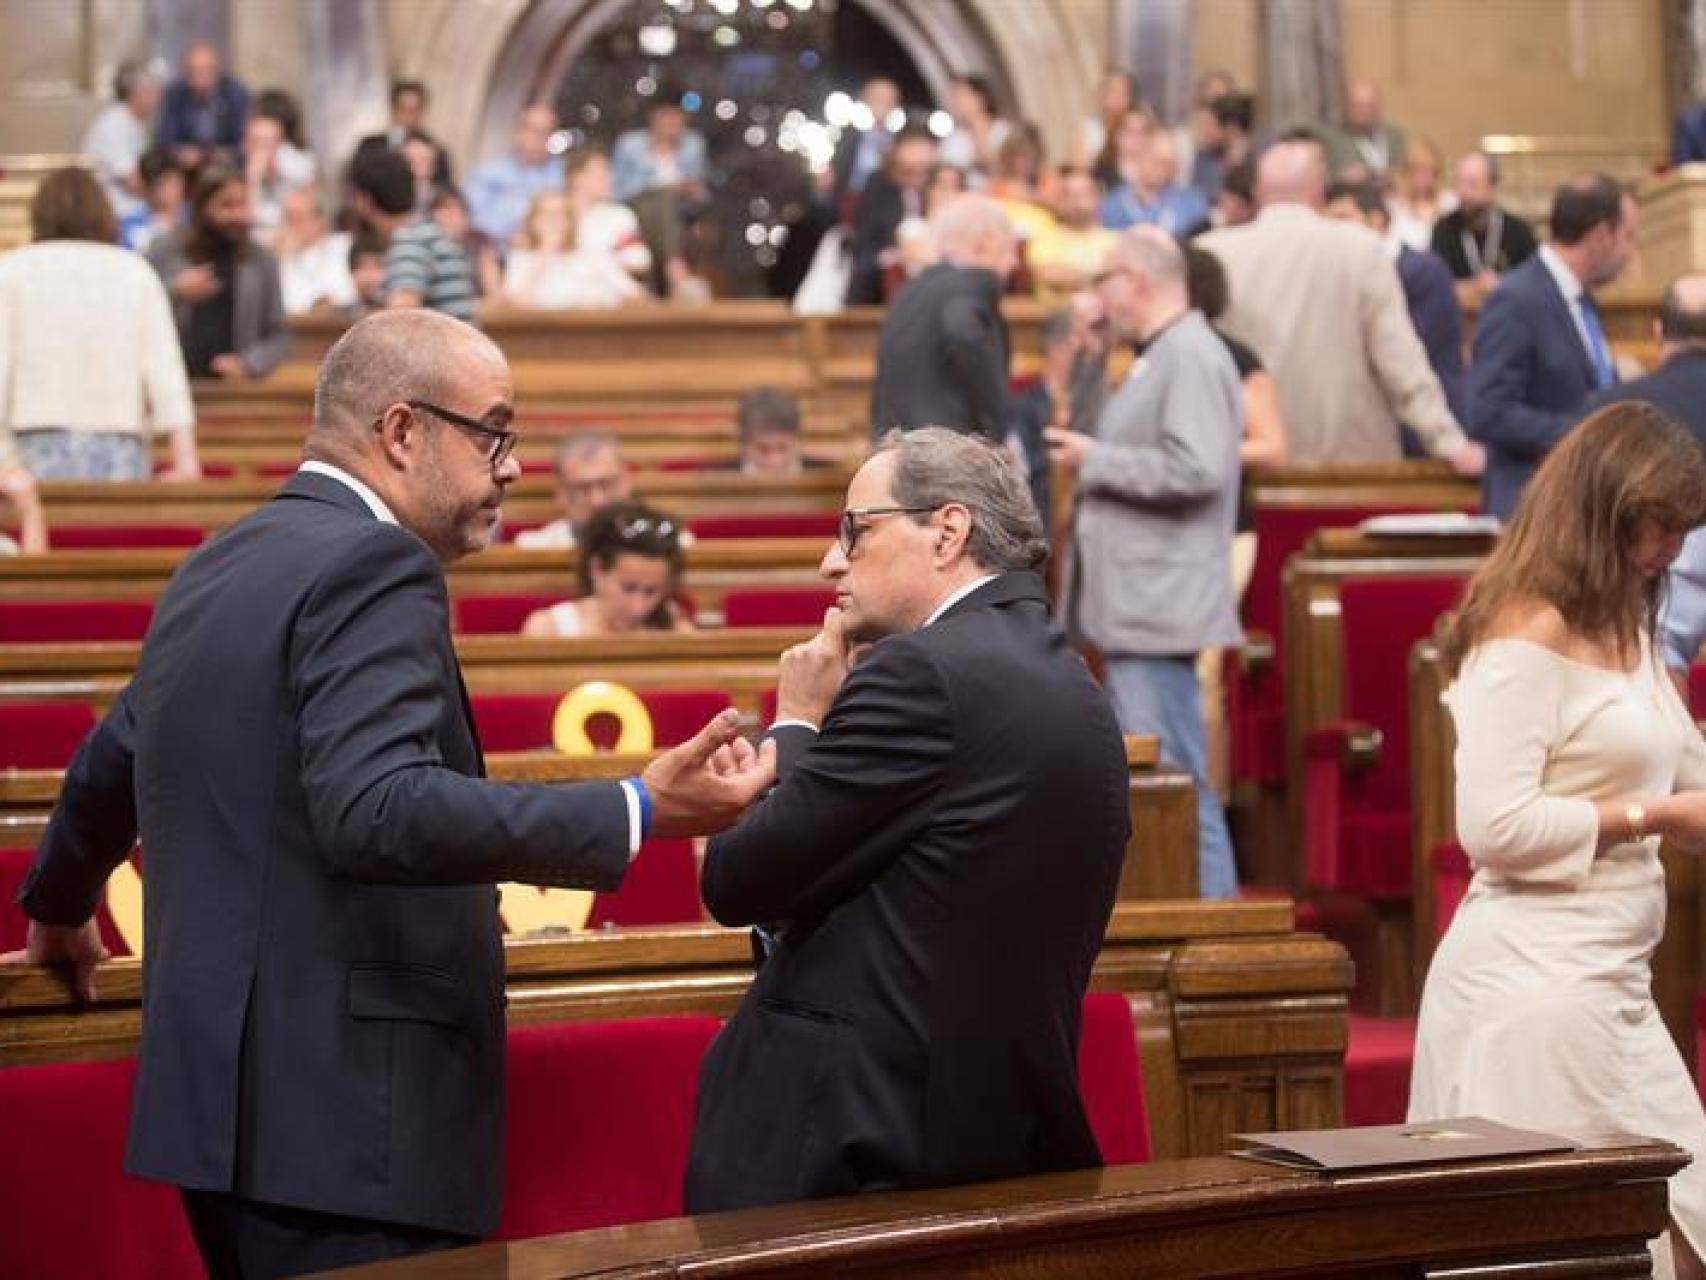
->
[0,846,132,956]
[1338,575,1468,813]
[0,601,153,643]
[688,513,838,540]
[587,838,703,928]
[497,1016,722,1239]
[1076,991,1150,1164]
[47,525,205,550]
[454,594,562,634]
[723,587,837,628]
[0,1057,202,1280]
[0,701,97,769]
[1431,840,1472,941]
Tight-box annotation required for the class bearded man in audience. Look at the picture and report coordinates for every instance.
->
[1197,138,1482,474]
[685,427,1128,1212]
[514,433,633,549]
[869,194,1016,444]
[4,310,771,1278]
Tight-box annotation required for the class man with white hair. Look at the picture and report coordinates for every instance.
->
[1047,226,1244,899]
[869,193,1017,443]
[1198,137,1482,471]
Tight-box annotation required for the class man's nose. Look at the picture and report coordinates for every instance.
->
[495,454,522,486]
[820,542,848,580]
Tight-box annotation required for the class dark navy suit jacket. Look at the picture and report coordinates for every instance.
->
[20,471,631,1238]
[1467,254,1607,518]
[1398,246,1465,422]
[1588,348,1706,451]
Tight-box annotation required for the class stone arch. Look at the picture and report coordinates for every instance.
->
[391,0,1105,171]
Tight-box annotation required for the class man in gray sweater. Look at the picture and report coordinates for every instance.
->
[1048,225,1243,898]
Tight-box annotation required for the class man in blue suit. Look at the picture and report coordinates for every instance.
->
[1467,174,1637,518]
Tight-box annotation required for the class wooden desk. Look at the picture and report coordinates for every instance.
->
[327,1137,1685,1280]
[1249,459,1481,511]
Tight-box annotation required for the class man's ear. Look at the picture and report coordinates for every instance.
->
[936,502,972,563]
[374,403,416,471]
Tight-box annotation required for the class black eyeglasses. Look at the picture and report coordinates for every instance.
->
[838,505,939,556]
[617,515,679,546]
[407,400,518,470]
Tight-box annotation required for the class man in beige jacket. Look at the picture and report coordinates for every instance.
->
[1198,139,1483,473]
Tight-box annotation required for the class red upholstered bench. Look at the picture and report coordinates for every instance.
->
[0,701,97,769]
[0,600,154,643]
[46,524,205,550]
[472,690,731,753]
[454,593,562,634]
[688,514,838,540]
[1076,991,1150,1164]
[0,1057,202,1280]
[723,587,837,628]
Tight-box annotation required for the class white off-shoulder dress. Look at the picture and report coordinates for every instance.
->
[1409,637,1706,1278]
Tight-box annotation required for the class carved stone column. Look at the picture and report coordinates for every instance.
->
[146,0,228,66]
[1677,0,1706,104]
[299,0,388,182]
[1113,0,1195,125]
[1262,0,1345,131]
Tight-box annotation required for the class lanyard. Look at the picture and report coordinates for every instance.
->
[1352,132,1390,171]
[1460,209,1505,276]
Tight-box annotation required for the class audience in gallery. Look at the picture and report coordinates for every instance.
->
[147,164,288,382]
[1003,305,1105,526]
[514,434,633,550]
[846,125,937,306]
[611,94,710,299]
[1098,127,1210,237]
[80,59,160,225]
[351,150,479,322]
[500,189,645,311]
[1198,138,1480,472]
[345,235,390,317]
[830,76,902,208]
[1185,91,1254,204]
[1171,68,1235,187]
[733,388,809,477]
[1074,67,1140,172]
[1091,105,1153,195]
[242,109,315,250]
[275,187,355,317]
[350,79,454,192]
[1026,166,1116,303]
[520,499,694,638]
[400,129,452,214]
[465,102,567,251]
[0,167,198,483]
[126,148,187,253]
[1214,156,1258,228]
[564,147,653,283]
[1324,78,1407,179]
[154,41,249,172]
[1430,150,1538,304]
[1325,179,1467,424]
[1385,137,1456,253]
[1467,173,1636,519]
[1416,403,1706,1280]
[985,125,1058,244]
[937,73,1010,187]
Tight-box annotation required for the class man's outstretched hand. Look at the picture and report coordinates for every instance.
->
[0,918,110,1002]
[643,708,777,838]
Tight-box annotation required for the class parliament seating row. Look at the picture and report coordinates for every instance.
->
[0,994,1149,1280]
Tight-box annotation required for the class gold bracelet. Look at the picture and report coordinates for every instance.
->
[1625,802,1647,844]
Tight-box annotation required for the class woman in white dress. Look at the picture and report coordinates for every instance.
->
[521,499,693,638]
[1411,403,1706,1280]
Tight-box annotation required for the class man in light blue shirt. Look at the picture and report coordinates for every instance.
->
[464,103,565,248]
[1098,130,1209,236]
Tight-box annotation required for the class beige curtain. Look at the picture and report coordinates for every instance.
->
[1262,0,1345,132]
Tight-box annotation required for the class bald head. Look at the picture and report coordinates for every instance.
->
[1345,79,1382,131]
[1661,273,1706,349]
[311,310,504,453]
[932,193,1016,276]
[1256,140,1327,210]
[1113,224,1186,288]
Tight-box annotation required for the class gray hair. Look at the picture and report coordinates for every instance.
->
[1114,224,1186,287]
[931,193,1014,263]
[553,432,622,470]
[879,427,1047,572]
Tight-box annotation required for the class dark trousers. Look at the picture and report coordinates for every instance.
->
[180,1189,474,1280]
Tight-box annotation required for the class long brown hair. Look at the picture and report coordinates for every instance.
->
[184,165,250,264]
[30,166,118,245]
[1441,401,1706,676]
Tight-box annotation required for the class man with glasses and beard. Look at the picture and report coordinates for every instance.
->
[684,427,1129,1213]
[5,310,774,1277]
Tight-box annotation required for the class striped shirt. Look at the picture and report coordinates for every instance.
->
[383,218,478,321]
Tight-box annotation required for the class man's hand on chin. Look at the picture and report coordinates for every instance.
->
[775,607,853,728]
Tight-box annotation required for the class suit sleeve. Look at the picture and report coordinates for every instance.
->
[18,686,141,926]
[940,293,1010,442]
[1078,355,1236,507]
[700,637,955,926]
[293,529,631,889]
[1362,249,1466,458]
[1467,287,1573,460]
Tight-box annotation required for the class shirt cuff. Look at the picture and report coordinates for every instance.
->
[618,779,644,861]
[769,718,822,734]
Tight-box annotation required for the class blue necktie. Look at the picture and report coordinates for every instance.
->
[1577,295,1616,390]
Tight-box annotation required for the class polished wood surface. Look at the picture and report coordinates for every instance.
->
[322,1137,1685,1280]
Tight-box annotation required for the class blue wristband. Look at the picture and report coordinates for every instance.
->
[630,776,653,839]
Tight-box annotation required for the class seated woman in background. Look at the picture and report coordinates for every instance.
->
[0,166,199,483]
[521,500,693,637]
[1411,402,1706,1280]
[501,190,644,311]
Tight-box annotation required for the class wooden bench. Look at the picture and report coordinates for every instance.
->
[329,1136,1687,1280]
[0,896,1346,1158]
[1409,636,1704,1076]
